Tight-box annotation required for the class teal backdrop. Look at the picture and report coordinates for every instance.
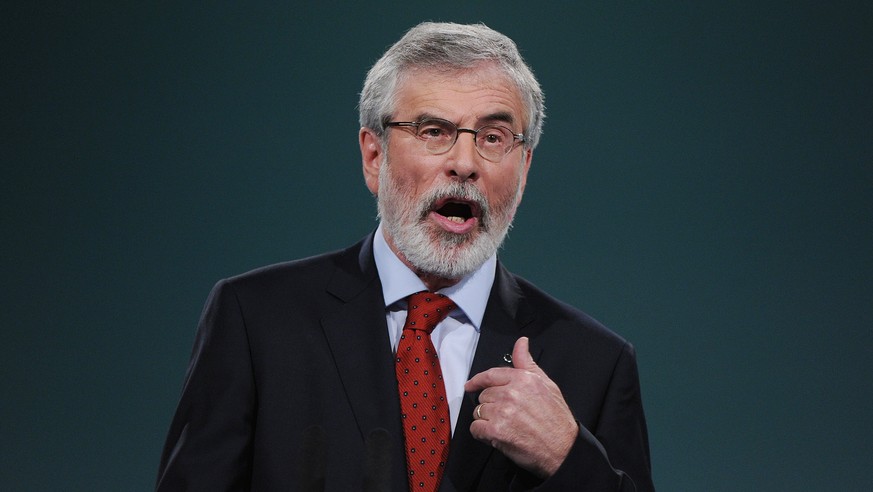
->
[2,2,871,490]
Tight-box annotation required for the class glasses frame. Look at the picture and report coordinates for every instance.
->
[385,118,525,162]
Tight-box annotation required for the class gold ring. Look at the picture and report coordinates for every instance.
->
[475,403,484,420]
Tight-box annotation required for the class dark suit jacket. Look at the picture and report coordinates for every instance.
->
[157,234,654,491]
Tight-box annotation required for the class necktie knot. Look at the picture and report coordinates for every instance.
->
[404,292,456,333]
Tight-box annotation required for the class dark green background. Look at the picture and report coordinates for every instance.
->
[2,2,871,490]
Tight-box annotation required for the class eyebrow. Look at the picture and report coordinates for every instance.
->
[412,111,518,128]
[479,112,516,127]
[413,112,440,122]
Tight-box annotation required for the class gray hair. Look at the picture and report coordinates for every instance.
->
[359,22,545,149]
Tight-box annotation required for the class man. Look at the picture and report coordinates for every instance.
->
[157,22,654,491]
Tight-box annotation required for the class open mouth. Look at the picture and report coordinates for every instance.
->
[437,201,473,223]
[428,197,483,235]
[433,198,480,223]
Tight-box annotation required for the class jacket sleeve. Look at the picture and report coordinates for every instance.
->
[512,342,655,492]
[156,280,256,491]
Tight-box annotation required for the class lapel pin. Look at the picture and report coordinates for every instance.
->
[502,353,512,364]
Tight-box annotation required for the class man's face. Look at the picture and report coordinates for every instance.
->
[361,64,533,280]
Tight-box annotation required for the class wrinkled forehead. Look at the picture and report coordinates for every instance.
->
[392,62,527,123]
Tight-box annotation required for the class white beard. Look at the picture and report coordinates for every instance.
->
[377,156,522,280]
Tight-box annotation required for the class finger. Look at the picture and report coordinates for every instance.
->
[473,402,486,421]
[464,367,515,392]
[468,418,491,444]
[476,386,502,405]
[511,336,537,371]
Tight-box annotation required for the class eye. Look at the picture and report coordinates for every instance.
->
[479,126,508,146]
[416,120,454,140]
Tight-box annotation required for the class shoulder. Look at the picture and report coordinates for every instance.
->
[507,271,634,367]
[227,248,344,287]
[511,271,627,341]
[210,234,375,306]
[502,272,645,424]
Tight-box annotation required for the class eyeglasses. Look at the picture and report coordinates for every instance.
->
[385,118,525,163]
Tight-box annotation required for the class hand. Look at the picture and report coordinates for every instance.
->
[464,337,579,478]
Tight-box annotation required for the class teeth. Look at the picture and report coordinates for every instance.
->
[446,216,465,223]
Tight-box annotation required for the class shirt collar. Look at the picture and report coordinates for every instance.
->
[373,222,496,330]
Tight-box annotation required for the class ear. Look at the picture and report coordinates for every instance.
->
[515,147,533,205]
[360,127,384,195]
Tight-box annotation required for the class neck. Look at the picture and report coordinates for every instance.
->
[416,271,460,291]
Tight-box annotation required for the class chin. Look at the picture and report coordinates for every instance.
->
[401,225,504,280]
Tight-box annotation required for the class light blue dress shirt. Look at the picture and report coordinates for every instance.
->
[372,223,496,434]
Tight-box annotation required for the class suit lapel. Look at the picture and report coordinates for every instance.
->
[320,239,542,491]
[442,263,538,491]
[319,235,408,489]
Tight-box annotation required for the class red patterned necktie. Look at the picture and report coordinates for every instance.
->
[395,292,456,491]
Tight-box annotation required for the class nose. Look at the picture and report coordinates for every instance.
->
[446,131,481,182]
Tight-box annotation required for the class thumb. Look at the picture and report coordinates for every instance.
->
[511,336,538,371]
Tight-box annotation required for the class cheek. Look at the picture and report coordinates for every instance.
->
[382,164,427,209]
[489,173,523,204]
[387,169,418,198]
[388,162,439,198]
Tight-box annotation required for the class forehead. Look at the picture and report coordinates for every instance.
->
[393,64,526,127]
